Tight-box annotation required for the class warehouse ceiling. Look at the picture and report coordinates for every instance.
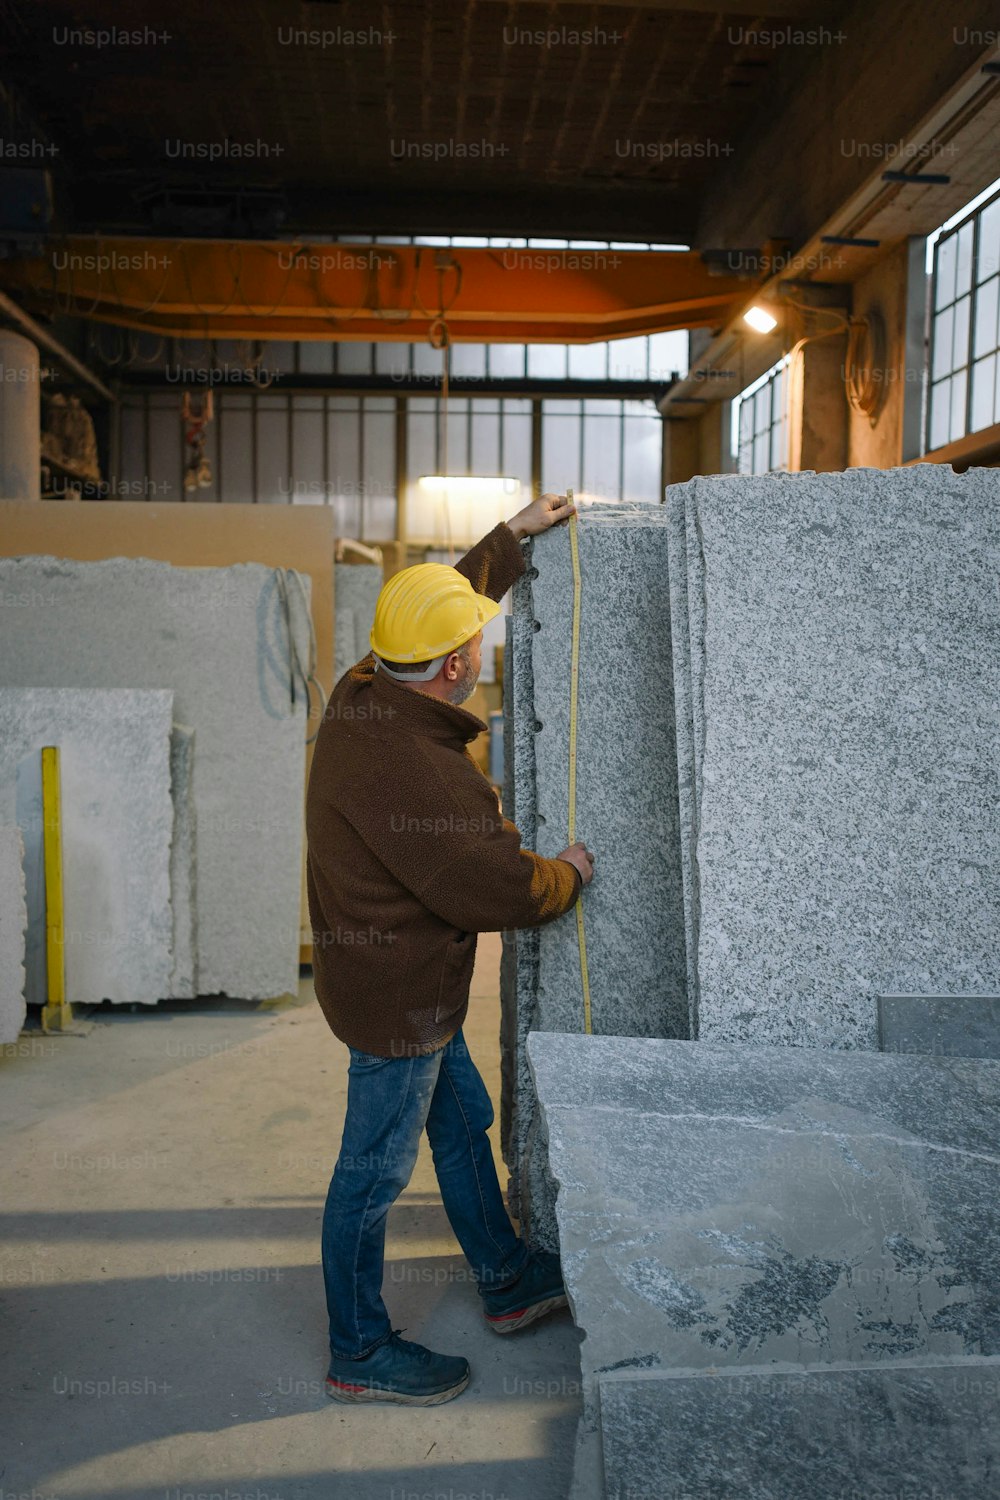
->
[0,0,844,242]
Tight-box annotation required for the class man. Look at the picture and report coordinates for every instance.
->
[306,492,595,1406]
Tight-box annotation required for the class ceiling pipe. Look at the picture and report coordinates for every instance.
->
[0,289,116,403]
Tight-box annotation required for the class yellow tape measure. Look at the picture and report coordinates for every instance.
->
[566,491,593,1034]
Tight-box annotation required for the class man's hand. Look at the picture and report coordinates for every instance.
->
[557,841,595,887]
[507,492,576,541]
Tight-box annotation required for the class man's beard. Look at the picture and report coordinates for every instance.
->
[447,664,480,706]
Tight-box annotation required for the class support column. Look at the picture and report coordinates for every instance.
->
[901,236,929,463]
[662,416,702,486]
[784,289,850,473]
[0,331,41,501]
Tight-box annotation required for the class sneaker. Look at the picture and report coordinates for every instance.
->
[325,1330,470,1406]
[482,1248,569,1335]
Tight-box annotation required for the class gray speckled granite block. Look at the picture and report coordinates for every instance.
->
[334,562,382,681]
[879,993,1000,1060]
[169,726,197,1000]
[15,749,44,1009]
[0,689,175,1005]
[334,608,356,683]
[666,485,700,1037]
[506,512,689,1245]
[668,466,1000,1050]
[500,620,517,1176]
[528,1031,1000,1498]
[531,512,687,1032]
[0,557,310,999]
[502,583,542,1216]
[0,825,26,1043]
[599,1360,1000,1500]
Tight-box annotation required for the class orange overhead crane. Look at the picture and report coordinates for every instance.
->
[0,237,752,344]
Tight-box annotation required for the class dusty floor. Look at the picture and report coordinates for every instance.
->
[0,933,582,1500]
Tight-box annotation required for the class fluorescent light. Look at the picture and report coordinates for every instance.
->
[744,305,778,334]
[417,475,522,498]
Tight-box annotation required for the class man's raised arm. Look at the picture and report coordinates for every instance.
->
[454,492,576,602]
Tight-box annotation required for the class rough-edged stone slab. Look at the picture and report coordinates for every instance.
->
[0,689,175,1005]
[879,993,1000,1060]
[0,826,26,1042]
[15,749,45,1009]
[665,483,700,1036]
[669,466,1000,1050]
[502,585,542,1213]
[599,1359,1000,1500]
[532,508,687,1041]
[334,608,357,684]
[334,562,382,681]
[528,1031,1000,1497]
[0,557,310,999]
[506,511,689,1245]
[169,726,197,1000]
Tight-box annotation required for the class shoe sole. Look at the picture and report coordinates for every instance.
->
[325,1368,470,1406]
[485,1291,569,1334]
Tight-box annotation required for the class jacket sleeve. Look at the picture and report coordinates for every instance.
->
[340,745,581,933]
[416,816,582,933]
[454,521,527,602]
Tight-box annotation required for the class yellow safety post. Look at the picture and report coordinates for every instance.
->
[40,745,73,1032]
[566,493,593,1035]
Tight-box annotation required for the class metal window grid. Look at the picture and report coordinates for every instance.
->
[927,185,1000,451]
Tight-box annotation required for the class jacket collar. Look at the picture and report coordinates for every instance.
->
[369,660,486,745]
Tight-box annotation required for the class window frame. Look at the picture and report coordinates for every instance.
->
[926,184,1000,451]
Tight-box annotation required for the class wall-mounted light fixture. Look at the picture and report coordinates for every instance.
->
[743,304,779,334]
[743,288,888,429]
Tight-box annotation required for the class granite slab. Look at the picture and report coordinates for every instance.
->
[507,512,689,1244]
[0,556,311,999]
[169,726,197,1000]
[0,826,26,1043]
[15,747,45,1009]
[665,483,699,1036]
[667,466,1000,1050]
[502,583,543,1218]
[878,993,1000,1060]
[500,617,518,1175]
[531,506,686,1046]
[334,607,357,684]
[599,1359,1000,1500]
[334,562,382,681]
[0,688,175,1005]
[528,1031,1000,1496]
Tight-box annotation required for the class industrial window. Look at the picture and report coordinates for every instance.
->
[327,327,684,384]
[325,235,689,384]
[541,398,662,502]
[733,357,789,475]
[927,184,1000,450]
[99,325,688,389]
[405,397,532,548]
[116,390,398,537]
[117,390,663,528]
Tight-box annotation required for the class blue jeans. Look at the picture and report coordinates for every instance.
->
[322,1027,530,1358]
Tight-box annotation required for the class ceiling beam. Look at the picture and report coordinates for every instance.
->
[0,239,753,343]
[63,181,701,244]
[0,289,115,402]
[698,0,1000,253]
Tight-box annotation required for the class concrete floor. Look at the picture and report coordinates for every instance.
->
[0,933,582,1500]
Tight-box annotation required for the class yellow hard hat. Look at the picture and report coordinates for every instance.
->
[370,563,500,668]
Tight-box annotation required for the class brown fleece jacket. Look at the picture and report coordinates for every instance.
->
[306,521,581,1057]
